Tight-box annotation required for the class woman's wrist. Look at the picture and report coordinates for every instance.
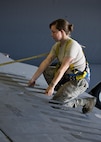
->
[49,82,55,88]
[31,76,36,82]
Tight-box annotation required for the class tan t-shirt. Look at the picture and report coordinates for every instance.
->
[50,38,86,73]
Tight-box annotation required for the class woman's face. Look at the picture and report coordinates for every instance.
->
[50,25,63,41]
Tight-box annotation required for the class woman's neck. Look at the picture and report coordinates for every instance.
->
[60,36,70,46]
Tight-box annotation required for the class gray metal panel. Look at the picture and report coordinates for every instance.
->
[0,73,101,142]
[0,53,101,142]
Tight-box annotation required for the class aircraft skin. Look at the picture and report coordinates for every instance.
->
[0,52,101,142]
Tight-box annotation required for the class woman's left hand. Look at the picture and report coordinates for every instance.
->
[45,86,54,96]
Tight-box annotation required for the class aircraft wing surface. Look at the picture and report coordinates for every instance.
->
[0,53,101,142]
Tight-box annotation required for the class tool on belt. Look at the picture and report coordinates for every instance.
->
[67,62,90,83]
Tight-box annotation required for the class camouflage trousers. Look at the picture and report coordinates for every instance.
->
[43,66,91,107]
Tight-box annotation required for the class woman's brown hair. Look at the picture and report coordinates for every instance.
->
[49,19,74,35]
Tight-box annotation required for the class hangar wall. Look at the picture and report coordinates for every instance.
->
[0,0,101,90]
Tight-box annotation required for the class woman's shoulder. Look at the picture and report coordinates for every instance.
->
[69,38,80,45]
[52,42,60,50]
[69,38,82,50]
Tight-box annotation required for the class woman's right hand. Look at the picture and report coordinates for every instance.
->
[28,79,36,87]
